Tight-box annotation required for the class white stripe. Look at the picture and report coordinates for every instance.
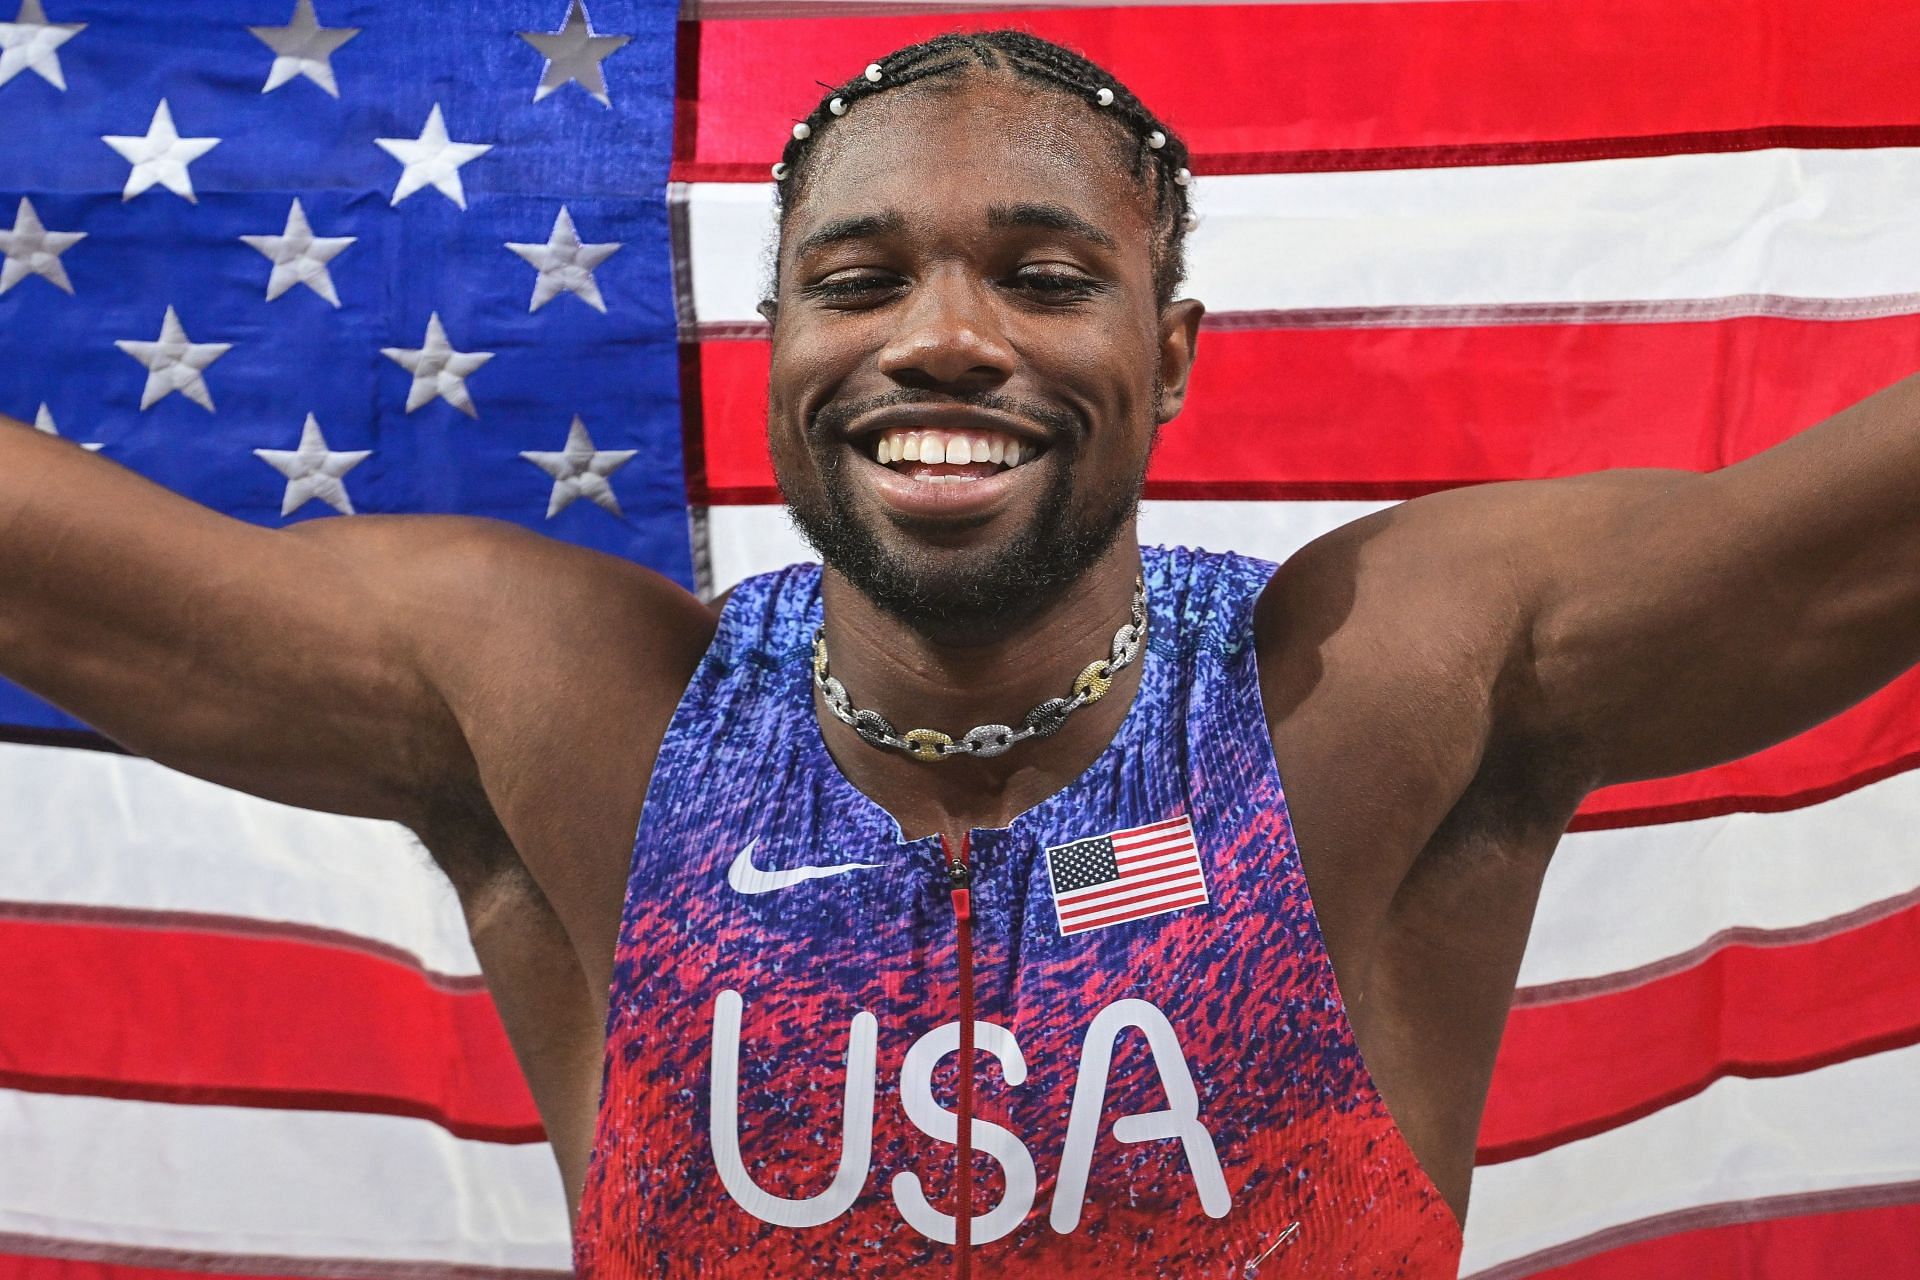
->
[1059,875,1205,917]
[1114,829,1195,853]
[702,500,1390,598]
[1058,869,1208,912]
[1460,1041,1920,1275]
[684,149,1920,322]
[1525,765,1920,989]
[0,740,481,977]
[1115,838,1197,864]
[1109,850,1202,878]
[1061,890,1212,931]
[0,1089,570,1269]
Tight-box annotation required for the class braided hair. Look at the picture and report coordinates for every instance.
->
[769,30,1195,307]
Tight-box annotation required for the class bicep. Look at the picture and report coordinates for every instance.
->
[1524,443,1920,788]
[0,439,487,823]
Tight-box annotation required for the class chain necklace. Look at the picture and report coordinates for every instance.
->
[812,576,1148,762]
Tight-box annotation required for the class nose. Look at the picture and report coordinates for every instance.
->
[874,270,1016,392]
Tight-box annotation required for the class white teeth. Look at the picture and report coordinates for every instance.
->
[867,426,1041,472]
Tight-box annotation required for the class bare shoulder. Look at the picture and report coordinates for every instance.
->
[305,513,716,957]
[1252,472,1684,719]
[1247,480,1612,934]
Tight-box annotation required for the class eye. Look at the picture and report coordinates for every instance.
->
[799,271,902,303]
[1006,265,1107,300]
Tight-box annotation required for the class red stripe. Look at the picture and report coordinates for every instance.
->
[1061,890,1210,935]
[692,317,1920,497]
[1514,1190,1920,1280]
[1109,815,1191,841]
[1477,899,1920,1164]
[1057,870,1206,920]
[0,918,544,1144]
[1113,832,1195,858]
[1110,849,1199,877]
[0,1239,568,1280]
[678,1,1920,177]
[0,1258,320,1280]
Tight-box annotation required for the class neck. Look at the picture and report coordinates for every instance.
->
[815,536,1146,843]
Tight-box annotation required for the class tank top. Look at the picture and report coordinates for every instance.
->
[574,545,1463,1277]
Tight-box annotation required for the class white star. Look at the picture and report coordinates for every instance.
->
[239,198,355,306]
[114,306,231,412]
[32,402,102,450]
[506,206,621,313]
[520,415,636,518]
[0,0,83,92]
[254,413,370,516]
[519,0,628,107]
[102,99,221,203]
[374,104,492,209]
[381,312,492,417]
[248,0,358,98]
[0,196,84,296]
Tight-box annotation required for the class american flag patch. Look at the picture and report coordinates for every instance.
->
[1044,815,1208,937]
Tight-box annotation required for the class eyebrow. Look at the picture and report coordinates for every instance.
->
[792,211,907,260]
[986,202,1118,251]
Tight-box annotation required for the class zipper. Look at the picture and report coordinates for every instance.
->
[942,832,975,1280]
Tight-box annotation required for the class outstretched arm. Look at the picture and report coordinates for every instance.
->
[1495,371,1920,789]
[0,414,698,838]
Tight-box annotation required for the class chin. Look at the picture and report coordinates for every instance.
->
[787,474,1137,641]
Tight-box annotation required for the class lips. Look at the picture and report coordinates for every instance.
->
[830,402,1062,520]
[846,430,1049,519]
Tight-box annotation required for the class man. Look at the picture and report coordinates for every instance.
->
[3,26,1918,1277]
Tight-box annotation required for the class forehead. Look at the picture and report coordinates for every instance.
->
[782,74,1155,259]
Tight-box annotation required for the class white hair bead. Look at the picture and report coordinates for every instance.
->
[829,97,847,116]
[1094,86,1115,107]
[1182,212,1199,231]
[864,62,883,82]
[1173,167,1191,186]
[772,161,789,180]
[792,121,811,140]
[1147,130,1166,149]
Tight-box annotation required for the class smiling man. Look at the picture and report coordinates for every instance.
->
[7,25,1920,1280]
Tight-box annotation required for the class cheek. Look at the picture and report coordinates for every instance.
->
[768,326,863,424]
[1054,325,1158,428]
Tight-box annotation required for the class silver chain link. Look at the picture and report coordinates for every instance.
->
[812,576,1148,762]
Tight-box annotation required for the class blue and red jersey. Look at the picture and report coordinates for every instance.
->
[574,546,1462,1276]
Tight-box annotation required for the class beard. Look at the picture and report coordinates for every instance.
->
[775,389,1153,642]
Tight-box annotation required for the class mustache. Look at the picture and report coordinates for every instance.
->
[811,390,1081,443]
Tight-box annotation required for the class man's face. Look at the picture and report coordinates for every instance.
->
[765,73,1200,637]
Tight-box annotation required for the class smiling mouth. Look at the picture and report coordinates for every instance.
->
[861,426,1047,485]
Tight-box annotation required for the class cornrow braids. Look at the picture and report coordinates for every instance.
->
[769,30,1196,307]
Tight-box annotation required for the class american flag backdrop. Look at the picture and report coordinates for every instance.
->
[3,0,1920,1276]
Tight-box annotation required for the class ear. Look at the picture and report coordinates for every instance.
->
[1153,297,1205,423]
[756,297,780,327]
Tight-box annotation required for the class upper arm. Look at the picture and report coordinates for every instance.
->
[1487,373,1920,789]
[0,422,699,838]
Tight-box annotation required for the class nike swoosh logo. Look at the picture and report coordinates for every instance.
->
[726,839,883,895]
